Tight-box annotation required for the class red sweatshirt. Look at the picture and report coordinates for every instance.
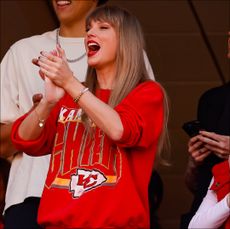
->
[210,160,230,229]
[12,81,164,229]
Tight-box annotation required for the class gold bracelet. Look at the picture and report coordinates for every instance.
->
[73,87,89,103]
[34,108,45,128]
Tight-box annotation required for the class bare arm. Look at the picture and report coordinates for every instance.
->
[18,77,64,141]
[184,156,200,193]
[18,49,64,141]
[18,99,55,140]
[184,135,211,192]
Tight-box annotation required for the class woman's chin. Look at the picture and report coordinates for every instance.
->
[88,61,98,68]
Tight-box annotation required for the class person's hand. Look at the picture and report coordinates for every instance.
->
[197,131,230,159]
[32,48,65,104]
[37,45,76,90]
[188,135,211,163]
[32,93,43,108]
[43,76,65,104]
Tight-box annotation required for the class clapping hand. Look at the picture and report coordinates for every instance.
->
[36,45,76,90]
[32,47,65,104]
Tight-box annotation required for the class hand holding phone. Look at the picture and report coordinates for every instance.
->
[186,124,211,163]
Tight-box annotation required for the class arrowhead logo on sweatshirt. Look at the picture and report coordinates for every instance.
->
[70,168,107,198]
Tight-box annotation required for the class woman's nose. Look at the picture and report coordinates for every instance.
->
[87,32,96,40]
[87,31,94,37]
[87,27,97,37]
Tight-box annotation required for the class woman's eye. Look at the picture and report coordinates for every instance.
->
[100,26,109,30]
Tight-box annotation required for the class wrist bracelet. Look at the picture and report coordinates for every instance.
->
[34,108,45,128]
[73,87,89,103]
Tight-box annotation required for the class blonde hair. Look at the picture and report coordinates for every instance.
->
[156,87,171,166]
[85,6,170,165]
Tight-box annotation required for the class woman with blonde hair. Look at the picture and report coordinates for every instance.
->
[11,5,168,228]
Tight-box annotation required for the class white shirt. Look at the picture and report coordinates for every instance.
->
[1,29,155,213]
[188,178,230,229]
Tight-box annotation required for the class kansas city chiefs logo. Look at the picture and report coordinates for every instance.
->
[70,169,107,198]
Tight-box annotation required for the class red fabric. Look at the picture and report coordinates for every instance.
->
[211,160,230,229]
[11,81,164,228]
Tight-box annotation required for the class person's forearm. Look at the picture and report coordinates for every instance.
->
[64,78,124,141]
[0,123,17,158]
[18,99,56,140]
[185,156,201,193]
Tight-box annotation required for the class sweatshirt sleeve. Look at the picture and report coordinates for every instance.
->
[11,100,62,157]
[114,81,164,148]
[188,178,230,229]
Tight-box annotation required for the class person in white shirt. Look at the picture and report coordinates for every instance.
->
[188,146,230,229]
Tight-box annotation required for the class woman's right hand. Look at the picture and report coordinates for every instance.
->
[33,50,65,105]
[37,45,76,91]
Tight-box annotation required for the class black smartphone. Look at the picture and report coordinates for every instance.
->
[182,120,203,137]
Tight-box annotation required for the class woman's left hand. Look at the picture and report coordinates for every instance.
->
[197,131,230,159]
[38,45,76,90]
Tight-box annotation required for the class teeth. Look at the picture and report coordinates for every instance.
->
[57,1,71,6]
[88,42,100,52]
[88,42,99,47]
